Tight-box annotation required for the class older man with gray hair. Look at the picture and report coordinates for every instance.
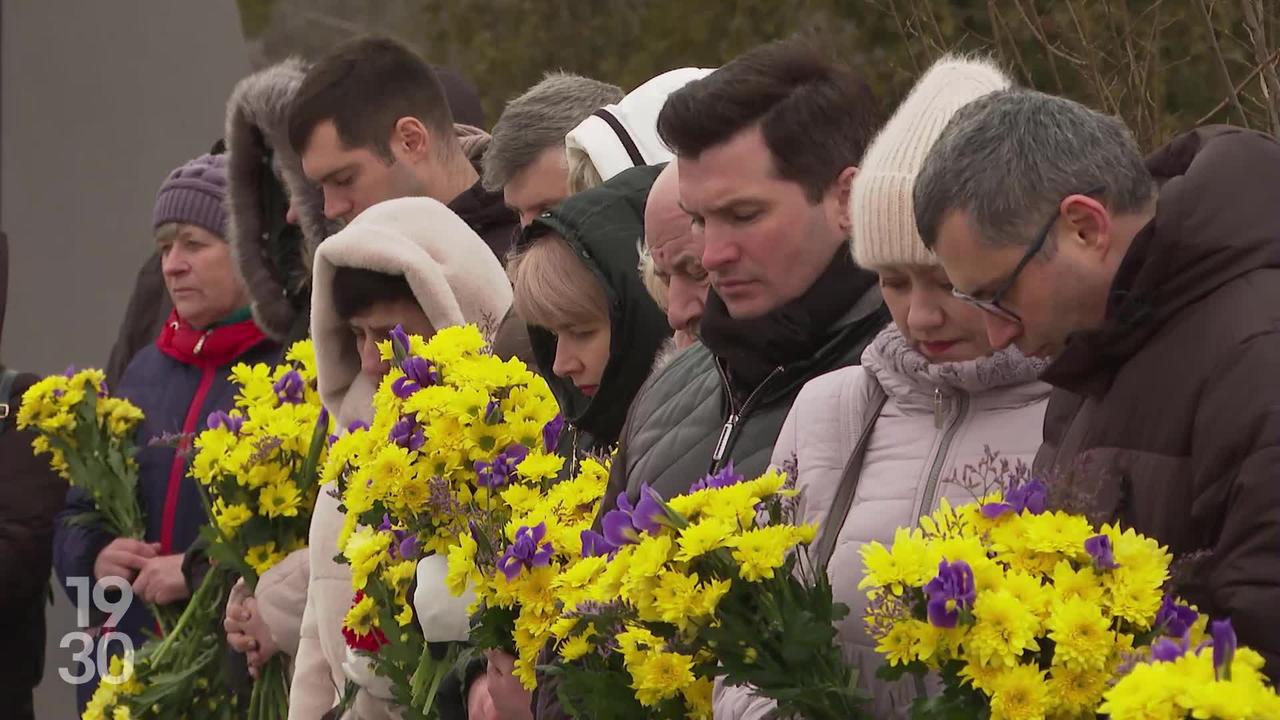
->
[915,89,1280,679]
[483,72,623,227]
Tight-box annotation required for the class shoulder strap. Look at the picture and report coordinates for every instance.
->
[0,369,20,436]
[814,377,889,570]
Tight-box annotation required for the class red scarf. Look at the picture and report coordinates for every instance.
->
[155,309,267,369]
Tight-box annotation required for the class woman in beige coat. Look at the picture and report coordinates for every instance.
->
[714,57,1049,719]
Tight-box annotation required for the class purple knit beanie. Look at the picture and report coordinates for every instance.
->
[153,153,228,238]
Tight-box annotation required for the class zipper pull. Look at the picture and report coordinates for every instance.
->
[712,413,739,465]
[933,388,944,429]
[194,330,210,355]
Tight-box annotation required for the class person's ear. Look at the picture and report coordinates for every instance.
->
[832,166,858,234]
[1060,194,1112,261]
[390,117,431,163]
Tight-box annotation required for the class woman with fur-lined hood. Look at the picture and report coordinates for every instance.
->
[285,196,511,719]
[713,56,1050,719]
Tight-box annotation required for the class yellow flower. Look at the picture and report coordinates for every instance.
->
[559,630,595,662]
[382,559,417,600]
[860,527,939,594]
[245,541,285,575]
[988,663,1050,720]
[683,676,714,718]
[446,533,478,596]
[628,648,696,706]
[517,450,565,482]
[344,591,379,636]
[1046,664,1110,715]
[259,479,302,519]
[1047,597,1113,671]
[1049,560,1105,605]
[966,590,1041,668]
[731,526,801,582]
[214,502,253,536]
[675,517,735,562]
[343,527,392,590]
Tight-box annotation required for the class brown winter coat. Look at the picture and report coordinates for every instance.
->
[1034,126,1280,681]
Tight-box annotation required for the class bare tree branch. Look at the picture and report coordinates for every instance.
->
[1195,47,1280,125]
[1196,0,1250,126]
[1241,0,1280,136]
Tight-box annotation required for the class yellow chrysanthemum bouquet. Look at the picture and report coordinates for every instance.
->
[1099,616,1280,719]
[536,464,868,720]
[325,324,562,717]
[82,341,331,720]
[443,453,612,697]
[17,369,183,628]
[861,457,1280,719]
[184,339,332,718]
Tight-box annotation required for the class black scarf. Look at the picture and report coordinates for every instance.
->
[700,247,878,389]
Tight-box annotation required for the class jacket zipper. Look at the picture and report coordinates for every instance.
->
[709,362,784,473]
[916,389,969,523]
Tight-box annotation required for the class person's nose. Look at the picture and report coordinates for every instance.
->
[322,188,352,222]
[667,276,706,335]
[984,312,1023,350]
[552,341,582,379]
[359,336,388,375]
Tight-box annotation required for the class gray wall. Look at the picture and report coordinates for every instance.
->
[0,2,250,716]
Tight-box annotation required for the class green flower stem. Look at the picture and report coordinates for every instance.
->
[148,567,223,666]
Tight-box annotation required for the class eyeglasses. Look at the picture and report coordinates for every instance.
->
[952,186,1106,323]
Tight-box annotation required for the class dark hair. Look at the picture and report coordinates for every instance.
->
[332,266,416,321]
[288,35,455,161]
[657,38,880,203]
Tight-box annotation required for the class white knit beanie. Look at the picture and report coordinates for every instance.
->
[851,55,1012,269]
[564,67,714,182]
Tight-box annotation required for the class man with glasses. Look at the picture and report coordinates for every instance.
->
[913,88,1280,681]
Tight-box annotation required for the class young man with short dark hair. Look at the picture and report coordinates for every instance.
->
[599,37,889,548]
[288,35,517,258]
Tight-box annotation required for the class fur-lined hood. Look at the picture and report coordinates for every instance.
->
[225,58,333,342]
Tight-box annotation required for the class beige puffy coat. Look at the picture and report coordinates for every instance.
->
[714,326,1049,719]
[279,196,513,719]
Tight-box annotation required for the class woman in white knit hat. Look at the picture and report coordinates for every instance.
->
[714,57,1051,719]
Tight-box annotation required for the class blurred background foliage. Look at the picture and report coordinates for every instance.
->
[235,0,1279,149]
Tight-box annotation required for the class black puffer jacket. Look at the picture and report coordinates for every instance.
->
[0,232,70,719]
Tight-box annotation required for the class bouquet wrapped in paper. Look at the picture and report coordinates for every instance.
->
[325,324,562,717]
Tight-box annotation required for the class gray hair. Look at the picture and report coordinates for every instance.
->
[913,88,1155,249]
[482,72,623,191]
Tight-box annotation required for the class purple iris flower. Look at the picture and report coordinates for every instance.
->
[923,559,976,629]
[207,410,245,434]
[496,523,554,581]
[391,376,418,400]
[1155,594,1199,638]
[378,514,393,532]
[1084,534,1119,570]
[273,370,306,404]
[1211,619,1237,680]
[348,420,370,433]
[631,485,668,534]
[689,462,745,493]
[1151,636,1189,663]
[476,444,530,488]
[402,356,439,386]
[389,325,411,361]
[542,414,566,453]
[980,479,1048,519]
[602,494,642,548]
[580,528,617,558]
[389,416,426,452]
[397,534,420,561]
